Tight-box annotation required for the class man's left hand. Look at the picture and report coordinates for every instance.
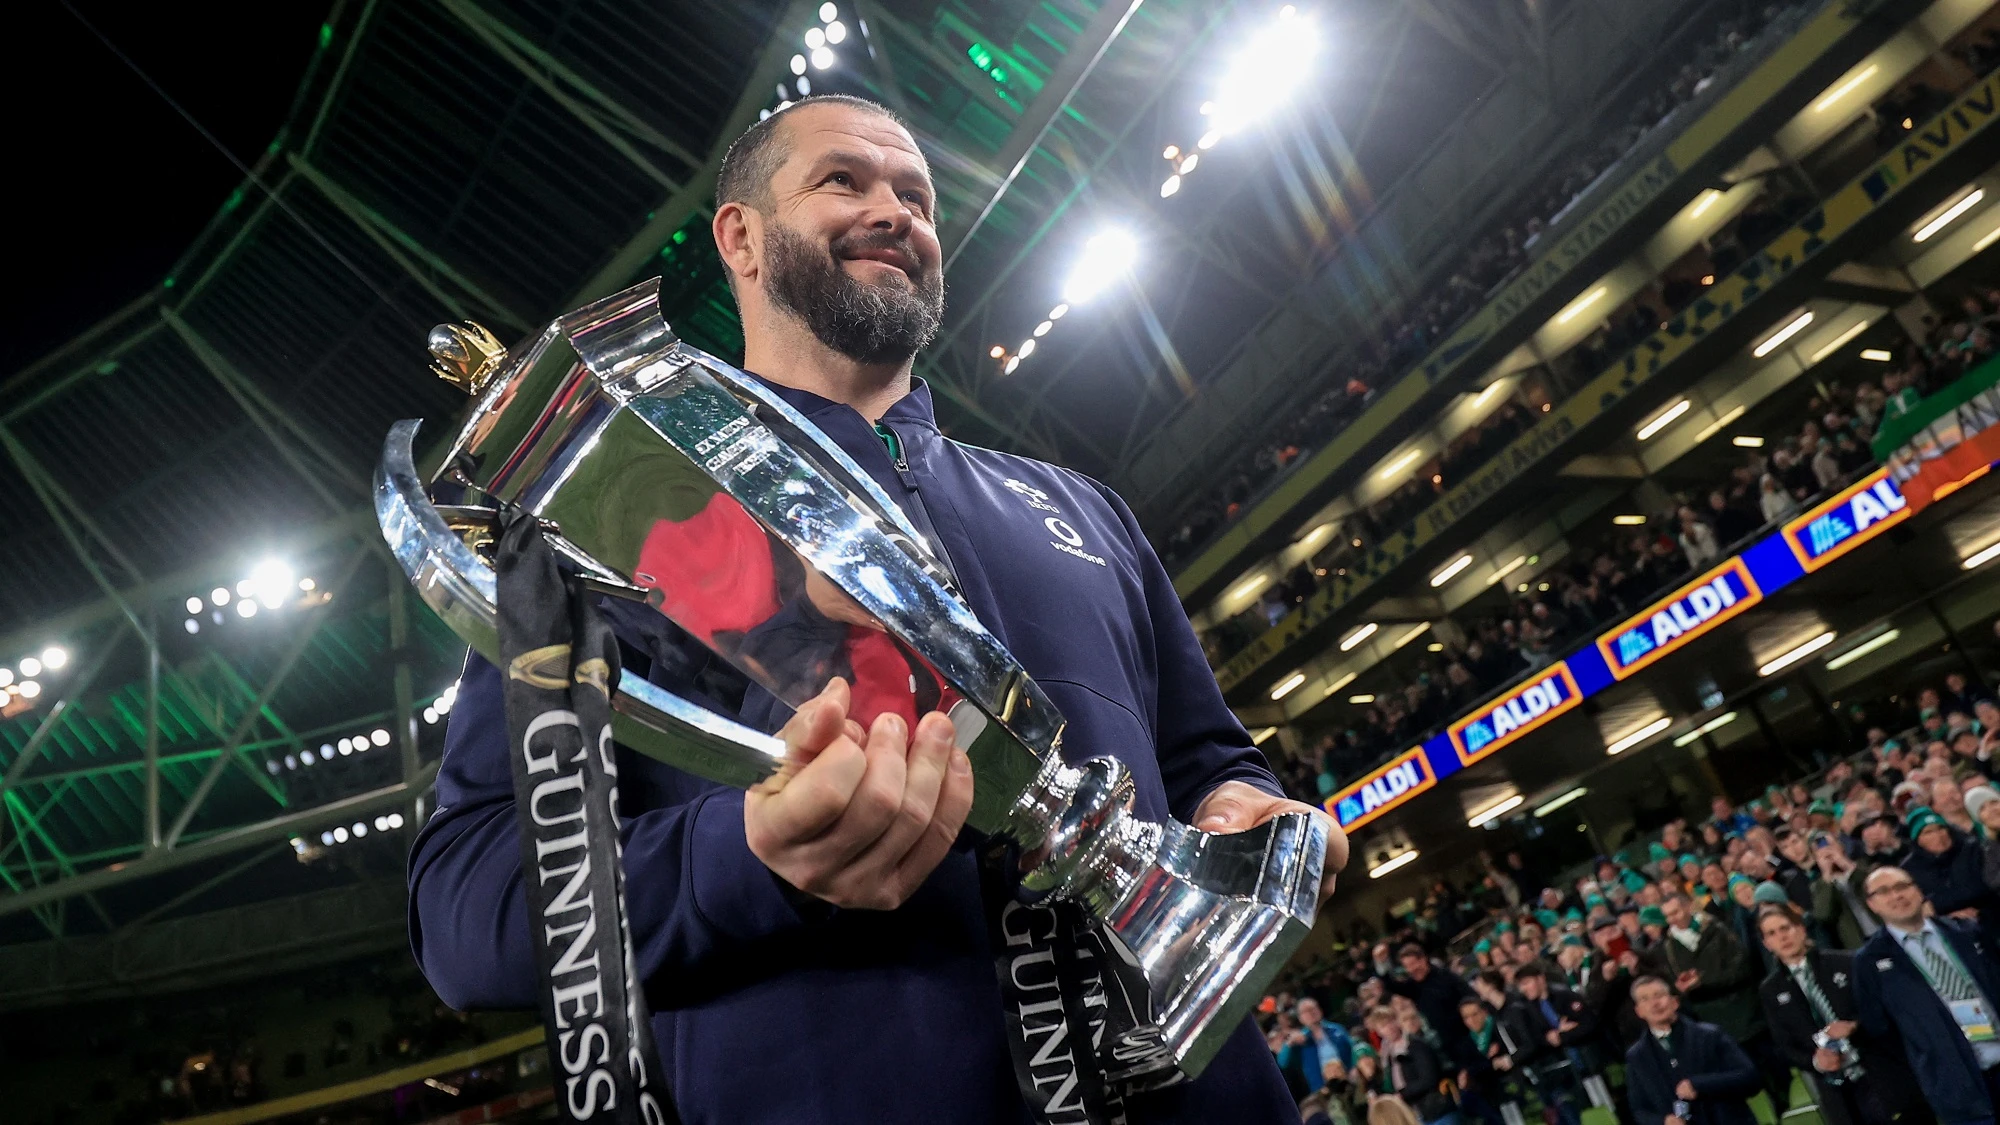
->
[1193,781,1348,907]
[1675,1079,1697,1100]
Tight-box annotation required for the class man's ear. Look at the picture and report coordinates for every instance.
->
[713,201,762,288]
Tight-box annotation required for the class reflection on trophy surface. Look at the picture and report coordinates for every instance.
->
[382,272,1331,1085]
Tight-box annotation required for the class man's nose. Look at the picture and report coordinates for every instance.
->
[861,186,916,232]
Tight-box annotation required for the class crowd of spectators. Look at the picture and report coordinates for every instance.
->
[1196,175,1822,673]
[1262,661,2000,1125]
[1264,282,2000,809]
[1157,0,1821,570]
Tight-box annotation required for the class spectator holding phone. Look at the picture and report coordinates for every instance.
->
[1624,976,1762,1125]
[1810,827,1881,950]
[1756,904,1924,1125]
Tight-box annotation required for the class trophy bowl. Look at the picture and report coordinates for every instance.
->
[376,277,1327,1082]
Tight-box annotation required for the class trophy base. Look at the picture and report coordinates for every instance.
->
[1005,755,1325,1082]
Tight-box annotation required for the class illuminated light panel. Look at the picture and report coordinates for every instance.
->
[1733,436,1765,448]
[1814,64,1878,112]
[1809,320,1871,364]
[1533,787,1588,817]
[1963,539,2000,569]
[1612,514,1647,526]
[1489,555,1528,585]
[1227,573,1270,602]
[1753,310,1815,358]
[1672,711,1738,747]
[1339,622,1379,652]
[1636,399,1691,440]
[1376,448,1422,481]
[1688,190,1723,219]
[1429,555,1473,587]
[1270,672,1306,700]
[1606,716,1672,755]
[1694,404,1746,444]
[1369,851,1419,879]
[1348,694,1376,704]
[1321,672,1357,697]
[1860,348,1894,362]
[1250,726,1278,745]
[1914,188,1985,242]
[1975,224,2000,253]
[1395,622,1431,649]
[1758,631,1837,676]
[1825,629,1900,671]
[1555,286,1608,325]
[1468,794,1524,828]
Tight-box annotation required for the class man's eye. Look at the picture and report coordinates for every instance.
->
[826,172,853,186]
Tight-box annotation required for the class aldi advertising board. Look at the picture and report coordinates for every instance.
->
[1321,468,1929,830]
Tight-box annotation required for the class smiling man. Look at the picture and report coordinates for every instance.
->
[408,94,1345,1125]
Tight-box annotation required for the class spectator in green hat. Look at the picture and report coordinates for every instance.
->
[1903,803,2000,944]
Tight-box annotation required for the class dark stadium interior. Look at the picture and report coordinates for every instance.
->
[13,0,2000,1122]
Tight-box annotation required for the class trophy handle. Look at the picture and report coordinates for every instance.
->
[376,419,787,790]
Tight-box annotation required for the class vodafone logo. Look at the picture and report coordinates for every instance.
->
[1042,516,1106,567]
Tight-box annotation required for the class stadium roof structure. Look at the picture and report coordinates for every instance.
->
[0,0,1710,957]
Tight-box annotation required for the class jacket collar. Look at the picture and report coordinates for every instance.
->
[748,372,940,433]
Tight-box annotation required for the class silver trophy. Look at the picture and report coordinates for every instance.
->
[376,278,1326,1081]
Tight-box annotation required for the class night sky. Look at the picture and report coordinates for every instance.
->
[4,3,331,373]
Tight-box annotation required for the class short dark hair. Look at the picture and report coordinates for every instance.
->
[715,94,911,213]
[1630,974,1673,997]
[1397,942,1426,960]
[1476,970,1507,993]
[1756,902,1805,930]
[1513,963,1547,981]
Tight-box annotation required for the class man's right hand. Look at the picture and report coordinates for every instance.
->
[745,678,973,910]
[1812,1047,1843,1073]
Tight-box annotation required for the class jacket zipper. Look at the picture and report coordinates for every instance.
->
[875,420,965,590]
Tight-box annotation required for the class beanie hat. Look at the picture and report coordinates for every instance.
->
[1752,881,1791,906]
[1474,939,1493,954]
[1621,870,1650,894]
[1535,909,1560,928]
[1907,806,1947,836]
[1638,905,1668,928]
[1649,842,1674,862]
[1679,853,1700,867]
[1967,786,2000,821]
[1727,874,1755,895]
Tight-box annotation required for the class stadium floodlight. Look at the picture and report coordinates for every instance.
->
[790,54,807,76]
[820,2,838,21]
[804,26,825,50]
[826,20,846,44]
[1270,672,1306,700]
[1205,5,1319,137]
[249,559,295,609]
[1429,555,1473,587]
[810,46,835,70]
[186,596,204,614]
[18,657,40,678]
[0,668,13,688]
[17,680,40,700]
[211,586,232,607]
[1062,229,1139,303]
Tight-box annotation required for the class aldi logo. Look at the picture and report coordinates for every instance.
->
[1327,748,1435,830]
[1597,557,1763,679]
[1450,663,1583,766]
[1782,468,1908,572]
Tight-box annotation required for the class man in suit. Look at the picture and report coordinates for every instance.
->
[1853,866,2000,1125]
[1500,964,1597,1125]
[1624,976,1762,1125]
[1384,942,1482,1067]
[1755,904,1926,1125]
[1642,891,1786,1105]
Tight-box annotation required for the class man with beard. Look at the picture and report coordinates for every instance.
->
[408,95,1346,1125]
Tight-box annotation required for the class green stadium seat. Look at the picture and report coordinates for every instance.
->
[1580,1106,1619,1125]
[1750,1091,1777,1125]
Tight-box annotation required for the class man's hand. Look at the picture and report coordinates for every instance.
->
[1666,1115,1688,1125]
[1676,969,1701,992]
[1545,1030,1562,1046]
[1601,961,1621,980]
[1676,1079,1697,1100]
[1824,1019,1856,1040]
[1812,1047,1843,1072]
[1193,780,1349,907]
[745,679,972,910]
[1492,1055,1511,1072]
[1952,906,1982,920]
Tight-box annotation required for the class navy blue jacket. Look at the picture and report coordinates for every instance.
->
[1902,831,2000,945]
[1853,916,2000,1125]
[1623,1016,1760,1125]
[406,379,1297,1124]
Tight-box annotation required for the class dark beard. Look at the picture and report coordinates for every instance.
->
[763,222,945,365]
